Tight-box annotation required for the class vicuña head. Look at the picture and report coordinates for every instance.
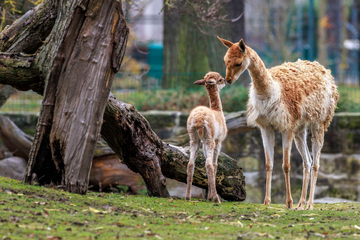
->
[194,71,226,90]
[217,36,250,85]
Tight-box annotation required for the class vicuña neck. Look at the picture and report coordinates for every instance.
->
[247,47,273,94]
[206,85,222,112]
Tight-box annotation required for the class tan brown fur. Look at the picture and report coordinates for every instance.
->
[218,37,339,210]
[186,72,227,203]
[269,60,338,128]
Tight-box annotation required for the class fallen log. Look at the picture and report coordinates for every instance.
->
[0,85,15,109]
[89,154,145,194]
[101,93,246,201]
[163,144,246,201]
[0,115,33,160]
[226,111,257,135]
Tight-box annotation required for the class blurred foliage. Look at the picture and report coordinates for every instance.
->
[114,84,360,113]
[0,0,42,31]
[337,94,360,113]
[4,0,21,14]
[114,85,249,112]
[27,0,43,5]
[3,82,360,114]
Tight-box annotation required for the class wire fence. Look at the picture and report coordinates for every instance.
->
[1,0,360,113]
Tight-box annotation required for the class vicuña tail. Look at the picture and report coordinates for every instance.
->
[196,127,204,139]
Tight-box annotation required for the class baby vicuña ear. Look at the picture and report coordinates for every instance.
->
[239,39,246,53]
[217,36,234,48]
[194,79,206,85]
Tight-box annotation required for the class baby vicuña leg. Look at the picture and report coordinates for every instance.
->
[205,139,220,203]
[186,132,200,201]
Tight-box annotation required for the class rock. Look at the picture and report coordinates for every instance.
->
[313,197,359,204]
[0,157,27,180]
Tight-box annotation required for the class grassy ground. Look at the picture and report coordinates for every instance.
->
[1,177,360,239]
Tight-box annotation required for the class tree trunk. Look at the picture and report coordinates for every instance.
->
[23,0,129,194]
[162,0,181,89]
[327,0,341,80]
[318,0,328,67]
[356,0,360,85]
[162,0,246,89]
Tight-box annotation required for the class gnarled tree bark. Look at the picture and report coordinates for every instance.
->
[23,0,129,194]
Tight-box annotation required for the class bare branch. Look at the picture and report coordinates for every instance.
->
[0,1,57,54]
[0,53,43,93]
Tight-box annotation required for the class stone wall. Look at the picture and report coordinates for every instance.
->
[142,111,360,203]
[2,111,360,203]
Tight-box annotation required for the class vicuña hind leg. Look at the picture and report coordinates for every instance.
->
[213,140,221,179]
[205,140,220,203]
[282,130,294,209]
[294,128,312,210]
[307,124,324,210]
[260,128,275,206]
[186,133,200,201]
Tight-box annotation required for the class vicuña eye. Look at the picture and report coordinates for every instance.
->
[235,62,242,67]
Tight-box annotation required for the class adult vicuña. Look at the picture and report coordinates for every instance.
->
[186,72,227,203]
[218,37,338,210]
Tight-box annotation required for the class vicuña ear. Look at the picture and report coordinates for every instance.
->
[194,79,206,85]
[217,36,234,48]
[239,39,246,53]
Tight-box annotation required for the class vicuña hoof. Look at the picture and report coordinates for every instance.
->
[295,202,305,210]
[185,193,191,201]
[207,192,220,203]
[264,198,271,206]
[286,199,293,209]
[306,203,314,210]
[211,195,221,203]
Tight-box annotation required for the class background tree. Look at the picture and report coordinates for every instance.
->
[357,0,360,82]
[162,0,245,89]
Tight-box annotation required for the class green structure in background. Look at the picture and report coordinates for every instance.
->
[147,42,163,80]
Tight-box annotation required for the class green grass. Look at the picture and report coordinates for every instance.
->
[1,176,360,239]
